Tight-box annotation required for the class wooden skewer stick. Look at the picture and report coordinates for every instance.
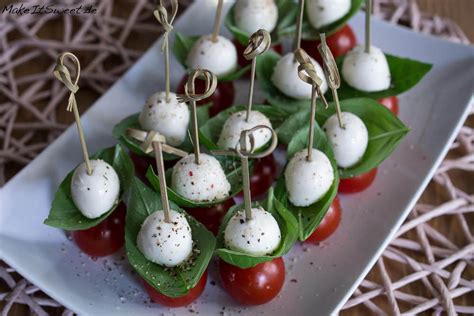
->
[153,0,178,102]
[243,29,271,122]
[294,48,328,162]
[211,0,224,42]
[53,52,92,175]
[152,141,171,223]
[365,0,372,53]
[177,69,217,165]
[318,33,344,129]
[293,0,305,52]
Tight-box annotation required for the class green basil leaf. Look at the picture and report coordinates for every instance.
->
[299,0,364,39]
[172,32,250,81]
[145,155,244,208]
[256,50,311,114]
[224,0,298,46]
[44,144,134,230]
[275,122,339,241]
[215,188,298,268]
[125,177,215,297]
[199,104,287,150]
[336,54,432,100]
[112,105,210,159]
[278,98,410,178]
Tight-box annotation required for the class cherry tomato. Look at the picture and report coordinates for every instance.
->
[338,168,378,194]
[130,152,177,182]
[237,154,277,198]
[301,24,357,65]
[143,270,207,307]
[177,75,234,117]
[305,196,342,243]
[185,199,235,235]
[72,203,126,257]
[219,257,285,305]
[378,96,399,116]
[234,39,283,69]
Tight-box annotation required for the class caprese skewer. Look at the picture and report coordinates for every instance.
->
[44,52,133,257]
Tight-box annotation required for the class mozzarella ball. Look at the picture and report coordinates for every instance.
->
[171,153,231,202]
[285,149,334,207]
[71,159,120,219]
[217,111,272,150]
[306,0,351,29]
[323,112,368,168]
[234,0,278,34]
[271,52,328,100]
[224,207,281,256]
[342,45,391,92]
[137,209,193,267]
[186,35,238,77]
[138,91,190,146]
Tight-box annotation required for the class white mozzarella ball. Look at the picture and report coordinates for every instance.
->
[137,209,193,267]
[138,91,190,146]
[171,153,231,202]
[186,35,238,77]
[271,52,328,100]
[234,0,278,34]
[342,45,391,92]
[71,159,120,219]
[217,111,272,150]
[306,0,351,29]
[323,112,368,168]
[224,207,281,256]
[284,149,334,207]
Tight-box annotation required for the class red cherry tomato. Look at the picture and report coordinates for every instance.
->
[185,199,235,235]
[219,257,285,305]
[72,203,126,257]
[378,96,399,116]
[177,75,234,117]
[234,39,283,69]
[301,24,357,65]
[237,154,278,198]
[305,197,342,243]
[143,270,207,307]
[339,168,378,194]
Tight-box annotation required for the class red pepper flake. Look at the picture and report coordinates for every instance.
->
[189,171,193,177]
[211,184,214,189]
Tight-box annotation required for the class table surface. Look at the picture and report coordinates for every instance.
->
[1,1,472,315]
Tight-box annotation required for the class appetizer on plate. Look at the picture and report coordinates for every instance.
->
[125,133,215,306]
[44,52,134,257]
[213,126,298,305]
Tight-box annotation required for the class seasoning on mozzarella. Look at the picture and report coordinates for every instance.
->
[171,153,231,202]
[137,209,193,267]
[234,0,278,34]
[342,45,391,92]
[71,159,120,219]
[224,207,281,256]
[186,35,238,77]
[306,0,351,29]
[323,112,368,168]
[284,149,334,207]
[271,52,328,100]
[217,111,272,150]
[138,91,190,146]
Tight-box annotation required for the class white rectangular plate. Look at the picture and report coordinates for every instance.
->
[1,1,473,315]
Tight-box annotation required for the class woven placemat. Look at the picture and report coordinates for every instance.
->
[0,1,472,315]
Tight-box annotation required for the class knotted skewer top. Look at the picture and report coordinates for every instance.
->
[153,0,178,52]
[177,68,218,103]
[243,29,271,61]
[126,128,187,157]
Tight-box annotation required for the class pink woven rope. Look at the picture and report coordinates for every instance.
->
[0,0,472,315]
